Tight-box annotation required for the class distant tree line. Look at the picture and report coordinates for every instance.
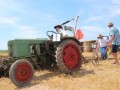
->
[0,50,8,53]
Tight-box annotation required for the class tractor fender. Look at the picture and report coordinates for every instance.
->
[59,37,80,46]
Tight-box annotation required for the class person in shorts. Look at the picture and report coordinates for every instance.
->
[108,22,120,64]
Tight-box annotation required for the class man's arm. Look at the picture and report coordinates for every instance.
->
[110,35,114,43]
[64,26,75,36]
[96,40,100,49]
[109,29,114,45]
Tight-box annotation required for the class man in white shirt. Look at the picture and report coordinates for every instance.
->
[96,34,108,59]
[54,25,68,37]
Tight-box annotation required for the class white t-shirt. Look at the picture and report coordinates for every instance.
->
[57,29,68,37]
[98,38,107,47]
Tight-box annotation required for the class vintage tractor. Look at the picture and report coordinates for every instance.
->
[0,16,82,87]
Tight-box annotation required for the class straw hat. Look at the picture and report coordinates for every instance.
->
[54,25,62,29]
[108,22,113,26]
[97,34,103,38]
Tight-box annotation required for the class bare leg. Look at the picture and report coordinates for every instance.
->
[112,53,119,64]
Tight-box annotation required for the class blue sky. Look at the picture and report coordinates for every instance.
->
[0,0,120,50]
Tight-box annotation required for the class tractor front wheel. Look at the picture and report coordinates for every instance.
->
[9,59,34,87]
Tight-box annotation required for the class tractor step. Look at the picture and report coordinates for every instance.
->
[31,58,41,71]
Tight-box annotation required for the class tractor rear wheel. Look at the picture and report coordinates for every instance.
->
[9,59,34,87]
[55,39,82,74]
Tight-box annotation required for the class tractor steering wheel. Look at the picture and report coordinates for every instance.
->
[46,31,57,39]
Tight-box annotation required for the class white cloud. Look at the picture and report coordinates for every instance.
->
[0,16,19,27]
[12,26,40,39]
[35,12,57,24]
[107,0,120,17]
[0,0,57,24]
[81,25,106,32]
[0,14,50,40]
[80,25,109,41]
[87,0,97,1]
[0,16,40,39]
[0,0,26,13]
[109,8,120,17]
[84,16,104,24]
[71,0,95,3]
[112,0,120,4]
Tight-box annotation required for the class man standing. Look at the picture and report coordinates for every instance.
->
[96,34,108,59]
[108,22,120,64]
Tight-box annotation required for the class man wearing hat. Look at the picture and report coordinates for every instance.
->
[54,25,68,37]
[108,22,120,64]
[97,34,108,59]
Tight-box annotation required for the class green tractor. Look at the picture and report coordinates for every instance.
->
[0,16,82,87]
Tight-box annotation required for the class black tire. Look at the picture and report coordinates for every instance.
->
[9,59,34,87]
[55,39,82,74]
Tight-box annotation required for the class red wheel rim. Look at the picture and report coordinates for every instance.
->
[62,43,80,69]
[16,63,32,82]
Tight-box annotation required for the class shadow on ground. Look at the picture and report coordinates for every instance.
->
[15,68,95,89]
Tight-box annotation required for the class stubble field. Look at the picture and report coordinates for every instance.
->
[0,52,120,90]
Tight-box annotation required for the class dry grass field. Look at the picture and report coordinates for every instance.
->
[0,52,120,90]
[0,52,8,56]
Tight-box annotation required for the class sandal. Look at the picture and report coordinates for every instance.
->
[113,62,116,64]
